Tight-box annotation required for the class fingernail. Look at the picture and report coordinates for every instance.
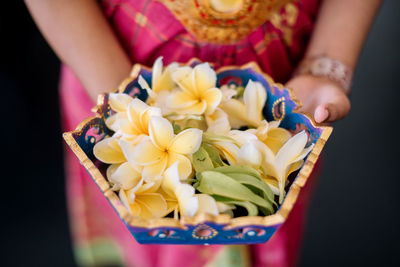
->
[315,107,329,123]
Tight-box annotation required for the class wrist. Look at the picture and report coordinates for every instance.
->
[293,55,353,94]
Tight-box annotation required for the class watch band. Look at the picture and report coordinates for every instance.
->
[294,55,353,93]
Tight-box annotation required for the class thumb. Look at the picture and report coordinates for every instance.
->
[314,105,329,123]
[314,97,351,123]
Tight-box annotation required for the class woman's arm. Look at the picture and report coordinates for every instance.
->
[287,0,382,123]
[25,0,132,102]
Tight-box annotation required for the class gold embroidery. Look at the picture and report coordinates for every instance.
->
[269,2,299,45]
[159,0,294,44]
[134,12,148,27]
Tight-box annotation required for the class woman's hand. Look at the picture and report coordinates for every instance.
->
[285,75,351,124]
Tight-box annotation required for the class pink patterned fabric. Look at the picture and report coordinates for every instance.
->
[60,0,321,266]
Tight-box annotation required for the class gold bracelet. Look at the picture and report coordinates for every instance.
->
[294,55,353,94]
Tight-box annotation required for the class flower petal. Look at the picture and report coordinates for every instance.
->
[93,137,126,164]
[142,156,168,180]
[264,138,287,155]
[162,161,181,197]
[275,131,308,172]
[138,75,157,100]
[168,91,198,109]
[119,189,133,214]
[228,130,257,147]
[243,80,266,126]
[131,138,166,166]
[292,144,314,164]
[109,162,142,190]
[139,106,162,134]
[169,128,203,154]
[167,153,192,179]
[202,88,222,115]
[154,62,178,93]
[262,176,280,195]
[106,164,120,182]
[118,139,137,166]
[196,194,219,216]
[105,114,119,132]
[214,141,239,165]
[220,98,248,128]
[149,116,174,150]
[267,127,292,142]
[127,98,150,129]
[152,56,163,87]
[136,177,162,193]
[180,100,207,115]
[206,109,231,135]
[136,193,168,219]
[172,66,196,95]
[194,63,216,93]
[237,141,262,169]
[109,93,133,112]
[175,184,198,217]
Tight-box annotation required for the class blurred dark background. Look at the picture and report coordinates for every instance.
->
[1,1,399,266]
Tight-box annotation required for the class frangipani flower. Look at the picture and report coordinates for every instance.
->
[162,162,219,217]
[106,162,142,190]
[220,80,267,128]
[205,108,231,135]
[161,162,199,217]
[247,120,292,154]
[119,177,169,220]
[138,57,178,102]
[237,131,314,203]
[106,96,162,143]
[204,128,258,165]
[168,63,222,115]
[125,116,202,181]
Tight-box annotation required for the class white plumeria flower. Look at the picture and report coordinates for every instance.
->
[106,162,142,190]
[119,177,169,220]
[161,162,219,217]
[220,80,267,128]
[106,95,162,143]
[247,120,292,154]
[138,57,178,98]
[120,116,202,181]
[168,63,222,115]
[237,131,314,203]
[205,108,231,135]
[138,57,178,116]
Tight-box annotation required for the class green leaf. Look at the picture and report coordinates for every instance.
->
[196,171,272,211]
[213,165,262,180]
[202,144,225,167]
[192,146,214,173]
[234,86,245,99]
[224,173,275,206]
[213,196,258,216]
[172,121,181,134]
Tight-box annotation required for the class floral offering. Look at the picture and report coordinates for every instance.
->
[93,57,314,220]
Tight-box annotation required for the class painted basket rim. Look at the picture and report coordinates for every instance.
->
[63,59,332,231]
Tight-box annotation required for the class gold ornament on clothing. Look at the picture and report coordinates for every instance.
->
[159,0,294,44]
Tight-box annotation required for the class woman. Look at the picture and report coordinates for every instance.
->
[25,0,381,266]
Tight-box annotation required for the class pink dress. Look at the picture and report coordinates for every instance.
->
[60,0,321,266]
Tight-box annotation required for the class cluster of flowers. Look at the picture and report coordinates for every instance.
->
[94,57,313,220]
